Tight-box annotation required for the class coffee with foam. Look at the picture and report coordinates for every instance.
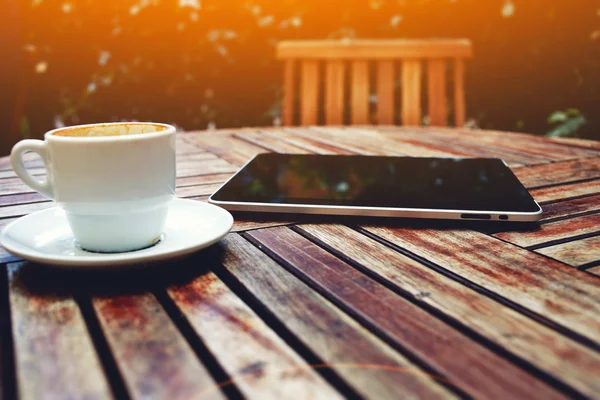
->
[52,123,168,137]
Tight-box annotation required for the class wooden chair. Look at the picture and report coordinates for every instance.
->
[276,39,473,127]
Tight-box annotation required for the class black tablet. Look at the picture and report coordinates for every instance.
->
[209,154,542,222]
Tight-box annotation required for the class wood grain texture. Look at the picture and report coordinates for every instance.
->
[548,136,600,151]
[351,61,370,125]
[376,127,548,166]
[405,126,591,162]
[427,60,447,126]
[493,213,600,248]
[186,132,267,166]
[8,263,112,400]
[301,61,319,126]
[531,179,600,203]
[296,224,600,398]
[401,60,422,125]
[536,236,600,268]
[249,227,567,399]
[234,131,310,154]
[513,158,600,189]
[93,293,223,400]
[539,194,600,221]
[377,61,395,125]
[176,173,234,188]
[283,127,374,155]
[283,59,295,126]
[217,234,455,400]
[277,39,473,60]
[0,167,45,180]
[453,59,466,127]
[362,226,600,342]
[0,192,46,206]
[0,152,42,171]
[0,200,54,219]
[325,61,345,125]
[176,183,223,199]
[167,271,341,399]
[262,129,354,155]
[588,266,600,276]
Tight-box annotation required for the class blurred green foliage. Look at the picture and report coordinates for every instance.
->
[11,0,600,140]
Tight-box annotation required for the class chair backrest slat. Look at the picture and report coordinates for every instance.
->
[377,61,395,125]
[300,61,319,126]
[325,61,345,125]
[454,59,466,127]
[278,40,472,60]
[351,61,370,125]
[282,60,295,126]
[277,39,472,127]
[401,60,422,126]
[427,59,447,127]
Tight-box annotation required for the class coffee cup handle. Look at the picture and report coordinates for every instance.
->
[10,140,54,199]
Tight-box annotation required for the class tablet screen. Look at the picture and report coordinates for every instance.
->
[211,154,540,212]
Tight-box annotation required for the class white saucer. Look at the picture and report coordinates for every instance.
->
[0,198,233,268]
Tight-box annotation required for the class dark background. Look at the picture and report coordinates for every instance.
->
[1,0,599,155]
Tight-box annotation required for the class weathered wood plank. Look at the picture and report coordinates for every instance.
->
[493,213,600,248]
[260,129,354,155]
[377,61,395,125]
[539,194,600,221]
[0,192,46,206]
[537,236,600,268]
[234,131,310,154]
[186,132,267,166]
[0,201,54,219]
[307,127,407,156]
[249,227,567,399]
[531,179,600,203]
[0,168,45,180]
[588,266,600,277]
[513,158,600,189]
[296,224,600,398]
[283,127,371,155]
[381,128,548,166]
[0,152,42,171]
[176,173,234,188]
[217,234,455,400]
[167,271,342,399]
[325,61,345,125]
[362,226,600,342]
[343,127,472,158]
[0,177,34,196]
[176,183,223,198]
[373,127,534,167]
[548,136,600,151]
[93,293,224,400]
[176,134,207,155]
[8,262,112,400]
[410,127,595,162]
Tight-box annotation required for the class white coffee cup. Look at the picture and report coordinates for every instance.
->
[10,122,176,253]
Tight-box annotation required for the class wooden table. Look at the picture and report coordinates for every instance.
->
[1,126,599,400]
